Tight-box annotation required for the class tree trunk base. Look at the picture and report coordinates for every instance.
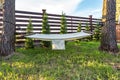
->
[99,45,119,54]
[0,52,15,60]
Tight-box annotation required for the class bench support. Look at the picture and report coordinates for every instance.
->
[52,40,65,50]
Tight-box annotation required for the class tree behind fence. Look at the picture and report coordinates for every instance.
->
[0,9,101,47]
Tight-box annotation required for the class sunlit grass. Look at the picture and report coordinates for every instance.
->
[0,41,120,80]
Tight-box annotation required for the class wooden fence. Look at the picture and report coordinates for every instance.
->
[0,9,101,47]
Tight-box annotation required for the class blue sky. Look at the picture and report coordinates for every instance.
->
[16,0,103,18]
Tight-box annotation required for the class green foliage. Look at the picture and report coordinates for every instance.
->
[41,12,51,47]
[60,12,67,34]
[42,13,50,34]
[60,12,67,44]
[77,22,81,32]
[25,19,34,49]
[0,41,120,80]
[75,22,82,44]
[85,23,90,31]
[93,24,101,41]
[84,23,91,41]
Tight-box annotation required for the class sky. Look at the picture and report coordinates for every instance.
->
[16,0,103,18]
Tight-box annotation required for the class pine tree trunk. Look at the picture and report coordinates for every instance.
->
[99,0,119,53]
[0,0,15,56]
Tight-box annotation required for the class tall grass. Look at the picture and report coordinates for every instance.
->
[0,41,120,80]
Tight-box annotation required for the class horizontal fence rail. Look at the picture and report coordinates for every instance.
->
[0,9,102,47]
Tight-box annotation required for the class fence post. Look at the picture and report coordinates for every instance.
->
[42,9,46,15]
[89,15,93,40]
[42,9,46,33]
[89,15,93,32]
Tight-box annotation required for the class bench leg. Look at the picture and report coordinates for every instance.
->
[52,40,65,50]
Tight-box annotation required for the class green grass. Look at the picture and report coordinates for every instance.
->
[0,41,120,80]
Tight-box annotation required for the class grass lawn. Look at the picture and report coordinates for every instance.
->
[0,41,120,80]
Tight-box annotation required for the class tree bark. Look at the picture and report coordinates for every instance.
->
[99,0,119,53]
[0,0,15,56]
